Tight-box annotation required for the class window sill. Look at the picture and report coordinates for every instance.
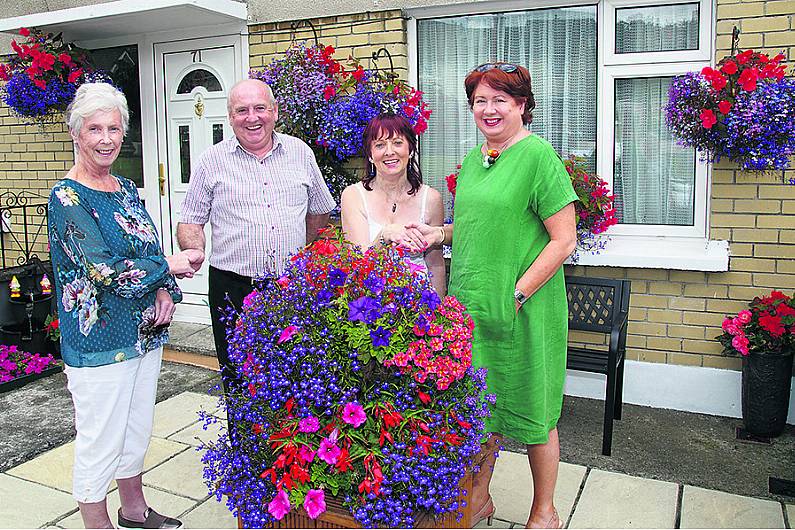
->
[566,236,729,271]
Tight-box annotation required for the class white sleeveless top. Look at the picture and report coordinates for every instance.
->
[354,182,429,273]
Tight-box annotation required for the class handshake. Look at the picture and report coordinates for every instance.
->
[165,249,205,279]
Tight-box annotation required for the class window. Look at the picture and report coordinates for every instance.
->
[410,0,723,268]
[90,45,143,188]
[615,3,700,54]
[416,6,597,215]
[176,68,223,94]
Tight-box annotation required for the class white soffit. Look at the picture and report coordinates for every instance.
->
[0,0,247,41]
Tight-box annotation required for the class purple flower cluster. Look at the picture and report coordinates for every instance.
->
[665,71,795,170]
[1,72,76,118]
[199,234,491,528]
[0,344,58,383]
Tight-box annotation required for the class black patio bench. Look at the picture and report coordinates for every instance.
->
[565,276,631,456]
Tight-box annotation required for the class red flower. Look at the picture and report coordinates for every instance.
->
[412,119,427,135]
[417,390,431,404]
[0,64,9,82]
[776,304,795,318]
[759,313,785,337]
[699,108,717,129]
[36,53,56,71]
[710,73,727,91]
[19,27,30,37]
[738,67,758,91]
[718,100,732,114]
[11,40,23,56]
[313,238,339,256]
[720,60,737,75]
[33,79,47,90]
[737,50,754,64]
[67,68,83,84]
[322,84,336,101]
[351,66,365,82]
[58,53,73,66]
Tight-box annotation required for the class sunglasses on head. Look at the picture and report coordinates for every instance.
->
[474,62,520,73]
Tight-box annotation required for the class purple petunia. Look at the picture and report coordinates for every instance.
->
[342,402,367,427]
[370,326,391,348]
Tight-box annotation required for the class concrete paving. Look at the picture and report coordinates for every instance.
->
[0,388,792,529]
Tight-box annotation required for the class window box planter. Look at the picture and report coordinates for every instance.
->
[0,363,62,394]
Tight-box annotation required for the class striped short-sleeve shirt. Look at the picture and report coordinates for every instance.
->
[180,133,336,277]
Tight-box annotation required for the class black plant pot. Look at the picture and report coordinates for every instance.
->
[741,352,794,437]
[0,320,55,357]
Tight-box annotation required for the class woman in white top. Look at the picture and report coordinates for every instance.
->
[341,113,446,296]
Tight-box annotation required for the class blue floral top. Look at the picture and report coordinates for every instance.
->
[48,176,182,368]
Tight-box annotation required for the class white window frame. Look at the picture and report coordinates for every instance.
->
[406,0,729,271]
[603,0,713,65]
[599,62,710,238]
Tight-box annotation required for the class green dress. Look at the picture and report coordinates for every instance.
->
[449,135,578,445]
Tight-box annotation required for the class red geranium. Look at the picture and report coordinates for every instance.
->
[717,290,795,357]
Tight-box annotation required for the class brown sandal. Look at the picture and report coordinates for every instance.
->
[118,507,183,529]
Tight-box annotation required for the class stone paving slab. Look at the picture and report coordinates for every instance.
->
[181,496,238,529]
[489,450,586,525]
[143,446,209,501]
[168,417,225,447]
[58,485,196,529]
[6,437,190,495]
[680,485,785,528]
[152,391,221,438]
[786,503,794,525]
[568,469,678,528]
[0,473,76,529]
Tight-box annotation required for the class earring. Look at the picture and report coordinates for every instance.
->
[368,162,376,177]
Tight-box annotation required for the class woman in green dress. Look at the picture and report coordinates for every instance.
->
[411,63,577,528]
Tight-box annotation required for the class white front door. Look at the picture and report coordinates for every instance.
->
[155,36,243,324]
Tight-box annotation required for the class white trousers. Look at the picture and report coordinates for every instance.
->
[65,347,162,503]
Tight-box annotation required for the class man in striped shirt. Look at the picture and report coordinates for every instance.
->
[177,79,336,394]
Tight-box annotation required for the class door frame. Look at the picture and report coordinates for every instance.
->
[154,34,245,254]
[153,34,245,324]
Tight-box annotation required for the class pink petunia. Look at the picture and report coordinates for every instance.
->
[317,437,341,465]
[277,325,299,344]
[737,310,752,324]
[303,489,327,519]
[242,290,258,308]
[298,445,316,463]
[732,334,750,356]
[341,402,366,428]
[268,489,291,520]
[298,416,320,433]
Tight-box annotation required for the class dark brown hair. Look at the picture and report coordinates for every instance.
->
[361,113,422,195]
[464,64,536,125]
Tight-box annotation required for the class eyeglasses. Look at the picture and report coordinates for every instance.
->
[474,62,520,73]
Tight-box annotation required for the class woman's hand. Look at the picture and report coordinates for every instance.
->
[406,223,447,247]
[383,224,427,252]
[153,288,176,326]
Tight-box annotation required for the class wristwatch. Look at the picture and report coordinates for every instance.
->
[514,288,528,306]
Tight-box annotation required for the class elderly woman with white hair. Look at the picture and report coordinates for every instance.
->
[48,83,199,529]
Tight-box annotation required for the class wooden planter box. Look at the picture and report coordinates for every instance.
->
[238,473,472,529]
[0,364,62,394]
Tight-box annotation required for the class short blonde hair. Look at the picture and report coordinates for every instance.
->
[66,83,130,135]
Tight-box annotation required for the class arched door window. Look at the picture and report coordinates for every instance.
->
[176,68,222,94]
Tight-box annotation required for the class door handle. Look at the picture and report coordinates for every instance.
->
[159,163,166,196]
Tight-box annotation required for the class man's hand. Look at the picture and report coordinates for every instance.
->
[153,288,176,326]
[182,248,205,274]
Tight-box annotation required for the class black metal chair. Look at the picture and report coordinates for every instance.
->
[565,276,631,456]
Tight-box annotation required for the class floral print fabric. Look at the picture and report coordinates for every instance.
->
[48,176,182,367]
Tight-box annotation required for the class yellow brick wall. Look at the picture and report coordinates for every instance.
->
[568,2,794,371]
[248,11,408,79]
[0,104,72,264]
